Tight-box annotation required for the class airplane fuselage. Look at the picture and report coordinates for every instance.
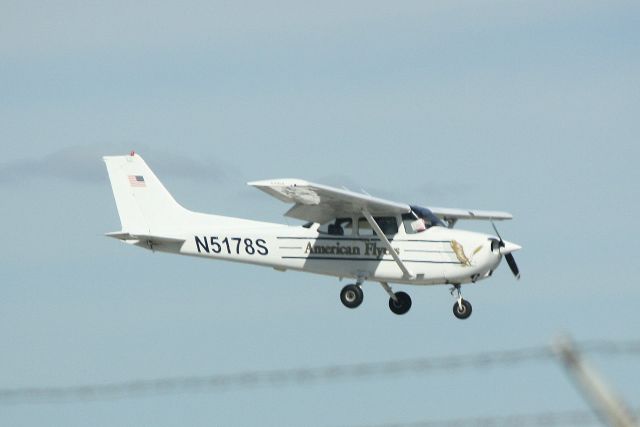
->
[145,219,502,286]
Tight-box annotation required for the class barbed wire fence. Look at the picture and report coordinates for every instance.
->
[1,339,638,406]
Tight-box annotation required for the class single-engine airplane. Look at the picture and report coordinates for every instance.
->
[104,152,521,318]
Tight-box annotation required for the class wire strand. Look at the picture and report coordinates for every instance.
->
[346,408,634,427]
[1,339,638,405]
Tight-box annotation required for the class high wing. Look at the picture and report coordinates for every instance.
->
[249,179,512,223]
[248,179,411,224]
[428,207,512,228]
[428,207,512,221]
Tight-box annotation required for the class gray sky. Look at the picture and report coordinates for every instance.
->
[1,1,639,426]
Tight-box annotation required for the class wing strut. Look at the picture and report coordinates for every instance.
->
[361,210,414,279]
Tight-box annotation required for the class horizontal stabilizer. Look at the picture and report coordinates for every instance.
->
[106,231,185,247]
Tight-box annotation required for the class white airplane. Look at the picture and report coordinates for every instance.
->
[104,152,521,318]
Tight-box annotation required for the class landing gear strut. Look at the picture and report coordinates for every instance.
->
[340,284,363,308]
[381,282,412,315]
[450,284,472,319]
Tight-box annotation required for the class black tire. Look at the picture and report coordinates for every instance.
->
[452,299,472,319]
[340,284,363,308]
[388,291,412,315]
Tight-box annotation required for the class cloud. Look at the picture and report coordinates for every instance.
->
[0,144,229,185]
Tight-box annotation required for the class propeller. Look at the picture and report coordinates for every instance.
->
[504,253,520,279]
[490,220,521,280]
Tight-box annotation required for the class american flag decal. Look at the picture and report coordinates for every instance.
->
[128,175,146,187]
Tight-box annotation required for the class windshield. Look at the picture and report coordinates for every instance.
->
[410,205,445,228]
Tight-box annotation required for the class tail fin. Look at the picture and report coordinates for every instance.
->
[103,153,189,235]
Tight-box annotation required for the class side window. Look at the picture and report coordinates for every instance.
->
[358,218,374,236]
[318,218,353,236]
[378,216,399,235]
[358,216,399,236]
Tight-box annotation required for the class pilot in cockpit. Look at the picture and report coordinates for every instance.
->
[328,223,343,235]
[327,218,352,236]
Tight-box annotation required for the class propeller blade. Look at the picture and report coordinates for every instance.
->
[505,253,520,280]
[490,219,503,243]
[490,220,521,280]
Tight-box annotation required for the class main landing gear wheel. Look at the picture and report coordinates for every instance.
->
[389,291,412,315]
[452,299,472,319]
[340,284,363,309]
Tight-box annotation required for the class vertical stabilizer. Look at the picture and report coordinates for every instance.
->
[103,153,189,235]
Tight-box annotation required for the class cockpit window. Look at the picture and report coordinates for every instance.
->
[403,206,445,234]
[358,216,398,236]
[318,217,353,236]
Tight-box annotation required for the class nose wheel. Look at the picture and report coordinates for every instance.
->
[340,284,364,308]
[450,285,472,319]
[453,299,472,319]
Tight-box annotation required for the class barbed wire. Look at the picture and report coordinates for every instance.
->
[347,408,638,427]
[1,339,638,405]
